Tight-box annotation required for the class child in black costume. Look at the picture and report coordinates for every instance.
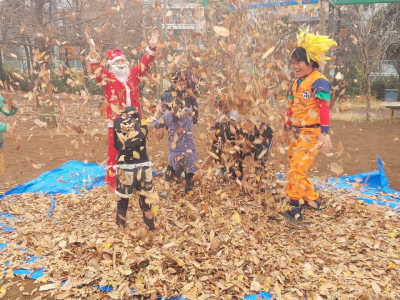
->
[113,107,155,231]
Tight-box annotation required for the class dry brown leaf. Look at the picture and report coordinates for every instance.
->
[213,26,230,37]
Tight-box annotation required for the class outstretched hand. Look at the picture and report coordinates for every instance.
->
[84,28,99,60]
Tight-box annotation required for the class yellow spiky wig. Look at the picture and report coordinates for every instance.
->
[296,28,337,64]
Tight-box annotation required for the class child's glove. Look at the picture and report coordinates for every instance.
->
[0,123,8,133]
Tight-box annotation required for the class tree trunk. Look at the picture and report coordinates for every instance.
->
[0,48,5,85]
[366,73,371,122]
[65,47,70,68]
[34,0,46,53]
[24,44,32,75]
[393,59,400,76]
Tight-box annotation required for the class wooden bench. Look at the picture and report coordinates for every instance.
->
[381,102,400,119]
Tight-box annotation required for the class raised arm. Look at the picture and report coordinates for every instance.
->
[150,103,168,129]
[152,113,167,129]
[131,30,159,77]
[85,29,110,83]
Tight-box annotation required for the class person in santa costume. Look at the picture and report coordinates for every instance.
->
[86,30,159,190]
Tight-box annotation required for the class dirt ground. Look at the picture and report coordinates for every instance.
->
[2,103,400,191]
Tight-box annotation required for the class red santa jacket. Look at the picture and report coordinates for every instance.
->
[89,50,155,125]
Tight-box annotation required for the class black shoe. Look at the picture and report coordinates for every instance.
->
[143,213,155,231]
[116,198,129,228]
[184,173,194,194]
[139,196,155,231]
[165,165,176,182]
[281,206,303,222]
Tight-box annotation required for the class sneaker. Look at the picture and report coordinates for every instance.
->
[184,173,194,194]
[281,206,303,222]
[165,166,176,182]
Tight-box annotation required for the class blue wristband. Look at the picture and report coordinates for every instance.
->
[321,126,330,134]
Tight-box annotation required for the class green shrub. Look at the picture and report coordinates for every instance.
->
[86,78,103,95]
[371,77,400,100]
[343,65,363,96]
[51,70,103,95]
[2,65,34,91]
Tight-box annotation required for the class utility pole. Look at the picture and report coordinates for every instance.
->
[320,0,327,34]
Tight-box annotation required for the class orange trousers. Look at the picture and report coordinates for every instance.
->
[286,128,320,202]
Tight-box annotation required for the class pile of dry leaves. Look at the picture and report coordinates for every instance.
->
[1,173,399,299]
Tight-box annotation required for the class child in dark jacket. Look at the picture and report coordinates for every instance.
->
[160,71,199,124]
[113,106,155,231]
[210,110,273,179]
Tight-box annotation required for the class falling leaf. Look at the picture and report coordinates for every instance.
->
[0,286,6,297]
[330,162,343,176]
[387,262,397,270]
[335,72,344,81]
[39,283,58,291]
[151,205,159,216]
[33,119,48,128]
[231,211,241,224]
[32,163,45,169]
[213,26,230,37]
[250,280,262,291]
[262,46,275,59]
[371,282,381,295]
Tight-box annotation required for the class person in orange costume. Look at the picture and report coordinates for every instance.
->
[282,30,337,222]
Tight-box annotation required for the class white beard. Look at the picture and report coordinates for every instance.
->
[110,64,130,83]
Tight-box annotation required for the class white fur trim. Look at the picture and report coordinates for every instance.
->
[124,83,131,107]
[115,190,133,198]
[108,55,126,65]
[116,161,153,170]
[107,120,114,128]
[145,46,156,56]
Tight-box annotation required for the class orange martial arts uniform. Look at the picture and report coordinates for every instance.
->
[286,71,330,203]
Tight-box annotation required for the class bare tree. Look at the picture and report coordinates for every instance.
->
[380,3,400,75]
[350,4,395,120]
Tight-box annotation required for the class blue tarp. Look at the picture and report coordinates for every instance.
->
[318,157,400,211]
[0,160,106,200]
[1,158,399,299]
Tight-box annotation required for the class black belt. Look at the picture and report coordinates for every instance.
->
[292,124,320,129]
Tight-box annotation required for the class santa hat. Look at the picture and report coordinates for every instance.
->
[105,49,126,65]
